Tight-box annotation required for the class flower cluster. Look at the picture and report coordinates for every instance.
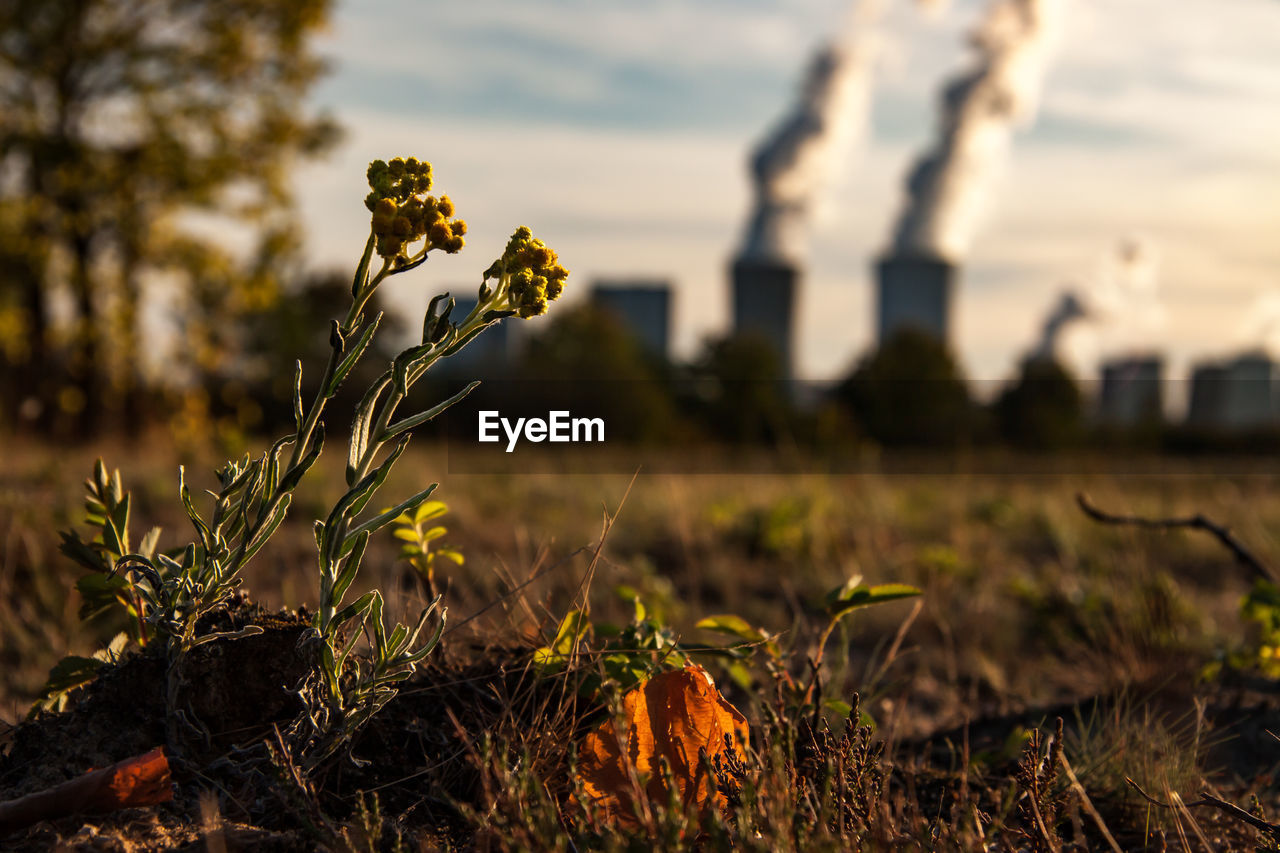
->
[483,226,569,318]
[365,158,467,262]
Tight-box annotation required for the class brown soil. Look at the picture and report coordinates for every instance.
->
[2,600,1280,851]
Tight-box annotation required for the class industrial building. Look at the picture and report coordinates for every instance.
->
[730,257,798,378]
[1186,351,1279,430]
[1097,355,1164,427]
[875,253,955,346]
[589,280,673,359]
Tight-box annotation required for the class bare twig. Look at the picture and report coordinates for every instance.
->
[1076,493,1274,583]
[1125,777,1280,841]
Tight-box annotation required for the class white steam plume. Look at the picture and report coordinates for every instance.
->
[1057,238,1164,375]
[738,0,887,264]
[1029,289,1088,362]
[1235,290,1280,356]
[890,0,1063,261]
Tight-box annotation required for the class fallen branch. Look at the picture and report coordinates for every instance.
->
[1125,777,1280,842]
[0,747,172,836]
[1076,493,1274,583]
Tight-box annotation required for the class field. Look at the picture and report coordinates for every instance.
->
[4,438,1280,850]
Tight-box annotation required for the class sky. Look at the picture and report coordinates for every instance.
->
[291,0,1280,384]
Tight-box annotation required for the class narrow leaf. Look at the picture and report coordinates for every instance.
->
[344,484,438,545]
[279,424,324,494]
[293,359,305,432]
[327,312,383,397]
[382,381,479,440]
[331,530,370,606]
[347,375,390,485]
[695,614,768,643]
[240,494,292,566]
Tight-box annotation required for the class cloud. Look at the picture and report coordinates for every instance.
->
[295,0,1280,384]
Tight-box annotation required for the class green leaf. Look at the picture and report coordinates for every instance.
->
[179,467,213,554]
[279,423,324,494]
[550,609,589,656]
[240,494,292,566]
[421,525,446,543]
[436,548,464,566]
[331,530,370,605]
[824,698,853,719]
[331,590,377,635]
[370,591,386,657]
[392,343,434,397]
[695,614,768,643]
[348,435,411,519]
[58,530,107,573]
[414,500,449,524]
[385,623,409,659]
[344,484,438,547]
[109,493,131,555]
[392,528,419,543]
[75,573,131,620]
[421,293,448,345]
[825,581,921,618]
[347,375,389,485]
[382,381,479,441]
[292,359,305,432]
[351,232,377,298]
[320,467,381,563]
[137,527,162,561]
[31,655,106,715]
[327,312,383,397]
[403,601,446,665]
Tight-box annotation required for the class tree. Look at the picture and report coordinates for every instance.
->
[689,332,796,445]
[834,328,973,448]
[0,0,336,434]
[506,303,680,444]
[994,357,1084,450]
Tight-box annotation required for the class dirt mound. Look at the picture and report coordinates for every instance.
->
[0,599,563,851]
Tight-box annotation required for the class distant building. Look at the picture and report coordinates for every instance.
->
[1097,355,1164,426]
[730,258,796,378]
[1187,351,1279,429]
[590,281,672,359]
[876,253,955,346]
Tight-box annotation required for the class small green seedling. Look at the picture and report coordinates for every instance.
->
[392,499,464,599]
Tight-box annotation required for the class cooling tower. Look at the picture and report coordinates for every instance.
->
[1097,355,1164,426]
[731,258,797,377]
[590,281,672,359]
[1186,351,1278,429]
[875,254,954,345]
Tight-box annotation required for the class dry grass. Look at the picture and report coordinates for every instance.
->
[4,436,1280,849]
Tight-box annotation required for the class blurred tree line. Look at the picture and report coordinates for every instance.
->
[0,0,336,439]
[448,304,1274,456]
[432,303,1095,455]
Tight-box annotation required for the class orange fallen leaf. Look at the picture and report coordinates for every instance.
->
[0,746,172,837]
[576,664,748,826]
